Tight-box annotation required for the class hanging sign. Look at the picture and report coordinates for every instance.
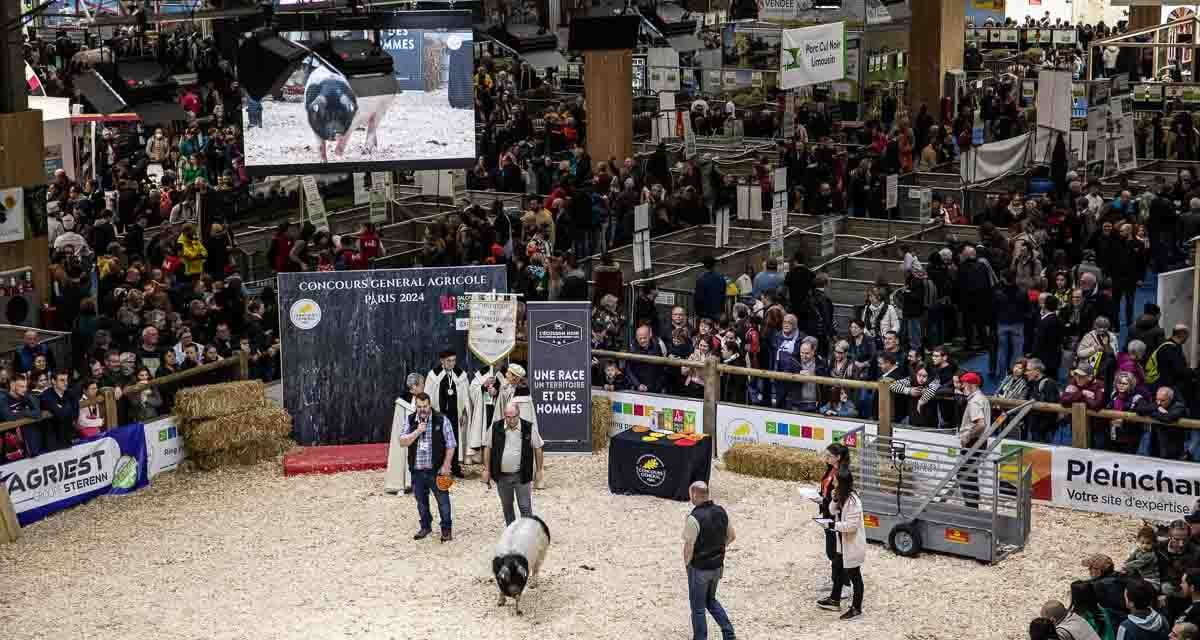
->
[301,176,330,232]
[528,302,592,452]
[780,22,846,90]
[467,293,519,365]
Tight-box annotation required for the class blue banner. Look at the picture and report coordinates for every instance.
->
[528,301,593,452]
[1,422,150,526]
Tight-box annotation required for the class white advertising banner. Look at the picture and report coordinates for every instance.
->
[715,403,876,458]
[780,22,846,90]
[142,416,187,478]
[592,389,705,435]
[961,132,1031,185]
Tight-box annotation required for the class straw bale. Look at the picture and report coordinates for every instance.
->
[723,443,827,482]
[174,380,268,421]
[180,405,292,454]
[591,396,612,452]
[191,436,294,471]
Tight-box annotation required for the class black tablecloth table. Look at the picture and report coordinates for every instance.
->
[608,430,713,501]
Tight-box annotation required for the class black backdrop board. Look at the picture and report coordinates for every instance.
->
[527,302,591,452]
[278,266,507,445]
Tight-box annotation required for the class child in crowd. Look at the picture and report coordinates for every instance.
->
[1122,525,1161,589]
[602,360,627,392]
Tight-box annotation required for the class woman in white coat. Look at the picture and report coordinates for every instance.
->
[817,466,865,620]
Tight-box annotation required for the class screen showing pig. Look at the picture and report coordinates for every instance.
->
[240,25,475,175]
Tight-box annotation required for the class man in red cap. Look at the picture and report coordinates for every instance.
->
[956,371,991,509]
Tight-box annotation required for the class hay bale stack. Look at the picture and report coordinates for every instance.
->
[173,381,293,471]
[175,380,268,421]
[723,443,827,482]
[181,406,291,452]
[591,396,612,452]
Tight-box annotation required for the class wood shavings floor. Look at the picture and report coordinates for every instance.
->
[0,454,1131,639]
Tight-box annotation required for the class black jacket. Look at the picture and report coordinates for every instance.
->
[1033,312,1064,372]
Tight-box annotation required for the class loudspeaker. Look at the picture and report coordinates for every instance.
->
[237,29,309,100]
[71,69,127,114]
[447,45,473,109]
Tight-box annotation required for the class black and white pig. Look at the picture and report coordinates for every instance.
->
[303,55,396,162]
[493,515,550,615]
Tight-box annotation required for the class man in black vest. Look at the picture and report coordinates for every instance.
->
[397,393,456,542]
[481,401,544,526]
[682,481,737,640]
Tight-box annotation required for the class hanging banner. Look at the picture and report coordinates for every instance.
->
[0,188,27,244]
[1,422,150,526]
[353,173,369,205]
[683,116,697,160]
[780,22,846,90]
[715,206,731,249]
[771,206,786,257]
[528,302,592,452]
[467,293,518,365]
[886,174,898,209]
[301,175,330,232]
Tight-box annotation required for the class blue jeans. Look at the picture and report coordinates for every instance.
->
[687,566,735,640]
[904,316,923,351]
[412,469,452,532]
[996,323,1024,376]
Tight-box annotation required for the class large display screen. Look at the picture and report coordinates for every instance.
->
[241,12,474,176]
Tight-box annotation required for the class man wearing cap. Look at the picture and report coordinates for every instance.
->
[956,372,990,509]
[1060,363,1107,446]
[424,350,470,477]
[496,364,529,415]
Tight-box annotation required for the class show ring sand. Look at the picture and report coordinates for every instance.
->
[1,454,1128,640]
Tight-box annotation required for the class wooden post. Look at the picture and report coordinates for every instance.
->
[0,484,19,544]
[1071,402,1089,449]
[876,380,893,437]
[100,388,119,428]
[702,356,719,445]
[237,350,250,380]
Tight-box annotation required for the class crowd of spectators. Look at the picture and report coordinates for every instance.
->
[589,162,1200,461]
[1024,507,1200,640]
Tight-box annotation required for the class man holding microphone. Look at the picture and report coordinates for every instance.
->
[398,393,456,542]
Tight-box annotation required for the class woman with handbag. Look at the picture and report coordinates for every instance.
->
[818,466,866,620]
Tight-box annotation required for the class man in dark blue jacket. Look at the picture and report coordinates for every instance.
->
[626,326,669,394]
[13,330,55,374]
[694,256,727,323]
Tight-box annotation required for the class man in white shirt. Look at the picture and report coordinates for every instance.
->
[957,371,991,509]
[482,401,544,526]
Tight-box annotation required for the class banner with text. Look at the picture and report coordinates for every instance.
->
[591,389,705,435]
[780,22,846,90]
[1,422,150,526]
[143,416,187,479]
[278,266,508,445]
[468,294,518,365]
[528,302,592,452]
[715,403,877,458]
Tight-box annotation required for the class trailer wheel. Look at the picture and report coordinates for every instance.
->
[889,523,922,557]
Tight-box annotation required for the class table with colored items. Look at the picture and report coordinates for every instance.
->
[608,428,712,501]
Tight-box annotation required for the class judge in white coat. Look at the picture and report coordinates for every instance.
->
[424,350,470,477]
[465,365,501,464]
[817,466,865,620]
[496,363,529,412]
